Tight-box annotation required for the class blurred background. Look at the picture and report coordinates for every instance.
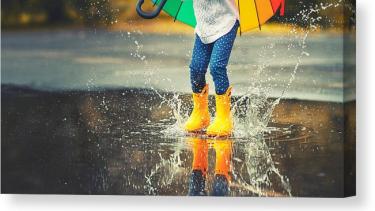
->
[1,0,356,102]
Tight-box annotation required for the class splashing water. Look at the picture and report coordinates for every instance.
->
[231,137,292,196]
[145,138,188,195]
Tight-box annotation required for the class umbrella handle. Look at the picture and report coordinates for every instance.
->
[136,0,168,19]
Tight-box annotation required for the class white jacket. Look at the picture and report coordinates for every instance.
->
[193,0,239,44]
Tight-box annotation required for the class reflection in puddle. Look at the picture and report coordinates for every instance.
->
[144,123,300,196]
[2,86,354,197]
[187,138,232,196]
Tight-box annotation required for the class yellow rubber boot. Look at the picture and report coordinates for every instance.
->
[184,84,210,132]
[206,87,233,137]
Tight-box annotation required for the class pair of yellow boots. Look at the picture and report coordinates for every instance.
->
[184,84,233,137]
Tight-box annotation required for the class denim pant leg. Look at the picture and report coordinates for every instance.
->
[210,22,239,95]
[189,35,213,93]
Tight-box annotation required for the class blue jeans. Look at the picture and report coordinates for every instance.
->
[189,21,239,95]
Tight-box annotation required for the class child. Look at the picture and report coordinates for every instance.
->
[184,0,239,137]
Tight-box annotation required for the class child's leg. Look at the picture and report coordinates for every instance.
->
[206,22,239,137]
[184,35,212,132]
[209,22,239,95]
[189,34,213,93]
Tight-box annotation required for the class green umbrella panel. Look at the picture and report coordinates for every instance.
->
[152,0,196,27]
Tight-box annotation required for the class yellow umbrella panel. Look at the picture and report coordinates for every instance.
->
[236,0,285,33]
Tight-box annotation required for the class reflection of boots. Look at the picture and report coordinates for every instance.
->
[188,170,207,196]
[207,87,233,137]
[212,140,232,196]
[212,175,229,196]
[184,84,210,132]
[188,138,208,196]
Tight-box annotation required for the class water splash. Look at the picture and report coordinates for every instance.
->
[230,0,347,138]
[145,138,188,195]
[231,137,292,196]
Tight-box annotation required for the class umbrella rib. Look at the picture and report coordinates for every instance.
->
[237,0,242,35]
[174,1,184,22]
[253,0,261,30]
[269,0,274,10]
[153,0,159,7]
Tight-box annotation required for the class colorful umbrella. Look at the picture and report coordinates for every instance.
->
[136,0,285,33]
